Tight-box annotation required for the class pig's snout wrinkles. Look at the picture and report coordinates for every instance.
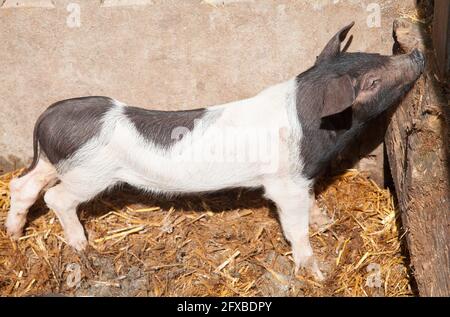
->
[410,48,425,73]
[391,49,425,83]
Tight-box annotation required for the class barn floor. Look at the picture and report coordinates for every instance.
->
[0,169,413,297]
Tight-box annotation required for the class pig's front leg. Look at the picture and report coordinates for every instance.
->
[263,178,324,281]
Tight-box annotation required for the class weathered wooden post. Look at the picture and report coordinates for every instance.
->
[385,18,450,296]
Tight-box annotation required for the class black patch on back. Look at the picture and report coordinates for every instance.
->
[124,106,206,148]
[37,96,114,165]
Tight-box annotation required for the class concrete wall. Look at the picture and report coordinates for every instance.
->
[0,0,415,173]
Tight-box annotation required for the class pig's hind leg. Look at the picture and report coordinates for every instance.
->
[6,159,57,239]
[44,183,88,251]
[263,177,325,281]
[43,165,117,251]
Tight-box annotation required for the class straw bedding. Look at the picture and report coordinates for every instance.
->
[0,169,413,296]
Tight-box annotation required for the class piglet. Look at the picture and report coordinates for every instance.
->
[6,22,424,280]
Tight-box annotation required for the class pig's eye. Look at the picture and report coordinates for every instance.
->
[368,79,380,89]
[362,77,380,91]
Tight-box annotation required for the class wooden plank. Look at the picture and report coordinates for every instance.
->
[385,19,450,297]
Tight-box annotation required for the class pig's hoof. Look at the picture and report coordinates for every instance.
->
[5,218,25,240]
[67,236,88,252]
[6,227,23,240]
[294,255,325,282]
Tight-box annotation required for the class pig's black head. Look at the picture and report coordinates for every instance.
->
[296,22,425,179]
[297,21,425,128]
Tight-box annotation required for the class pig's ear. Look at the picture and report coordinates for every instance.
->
[321,75,355,118]
[316,22,355,64]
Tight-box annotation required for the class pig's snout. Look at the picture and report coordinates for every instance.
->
[410,49,425,73]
